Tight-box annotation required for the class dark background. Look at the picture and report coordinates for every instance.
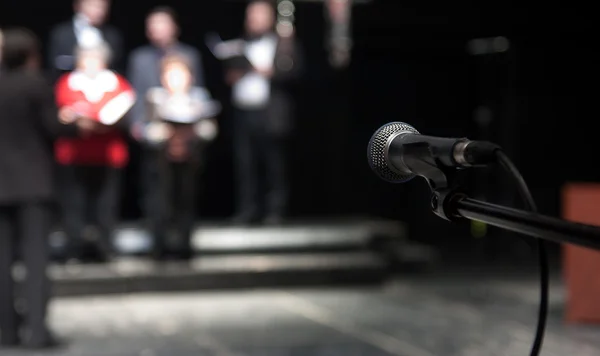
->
[0,0,594,263]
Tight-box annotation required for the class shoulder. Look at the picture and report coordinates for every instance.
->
[129,46,154,60]
[53,74,72,97]
[128,47,155,68]
[114,73,133,89]
[178,43,201,58]
[49,21,73,37]
[55,71,71,83]
[53,21,72,32]
[19,72,53,98]
[22,72,51,89]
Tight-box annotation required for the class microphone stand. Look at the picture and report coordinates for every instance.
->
[402,143,600,251]
[398,142,595,356]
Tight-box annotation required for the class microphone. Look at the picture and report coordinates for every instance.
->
[367,122,500,184]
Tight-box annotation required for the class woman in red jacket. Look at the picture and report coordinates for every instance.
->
[54,42,135,262]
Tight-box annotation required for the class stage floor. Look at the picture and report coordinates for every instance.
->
[4,272,599,356]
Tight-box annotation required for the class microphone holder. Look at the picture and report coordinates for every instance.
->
[403,144,600,251]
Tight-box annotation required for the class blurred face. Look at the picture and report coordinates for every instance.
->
[245,2,274,36]
[162,62,192,93]
[76,0,109,26]
[77,49,107,75]
[146,12,178,47]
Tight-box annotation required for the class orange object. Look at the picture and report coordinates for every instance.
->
[562,183,600,324]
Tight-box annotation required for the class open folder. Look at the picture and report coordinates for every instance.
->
[205,32,252,70]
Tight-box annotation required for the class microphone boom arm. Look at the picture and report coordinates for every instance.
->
[431,189,600,251]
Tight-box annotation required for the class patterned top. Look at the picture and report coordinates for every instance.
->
[146,87,220,124]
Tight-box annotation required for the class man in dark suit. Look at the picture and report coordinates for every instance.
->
[227,0,303,225]
[0,28,83,349]
[127,6,206,260]
[47,0,123,81]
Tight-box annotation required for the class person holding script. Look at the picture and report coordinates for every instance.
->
[54,42,135,262]
[143,55,220,260]
[212,0,303,225]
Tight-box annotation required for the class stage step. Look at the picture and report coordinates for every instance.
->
[37,252,388,297]
[49,218,407,255]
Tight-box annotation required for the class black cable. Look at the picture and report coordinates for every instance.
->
[495,150,548,356]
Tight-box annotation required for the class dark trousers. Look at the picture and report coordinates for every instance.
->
[59,166,121,259]
[0,202,51,346]
[234,108,288,219]
[143,148,200,255]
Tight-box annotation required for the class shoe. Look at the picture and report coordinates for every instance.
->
[93,250,116,263]
[172,249,194,261]
[95,238,117,263]
[151,248,169,261]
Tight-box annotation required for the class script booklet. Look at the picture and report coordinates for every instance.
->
[147,87,221,124]
[144,87,221,160]
[205,32,252,70]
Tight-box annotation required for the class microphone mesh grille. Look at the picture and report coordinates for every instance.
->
[367,122,419,183]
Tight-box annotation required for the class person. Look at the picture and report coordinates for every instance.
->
[143,55,219,259]
[127,6,206,259]
[226,0,303,225]
[0,29,4,66]
[128,6,205,139]
[48,0,123,81]
[0,28,81,349]
[54,42,135,262]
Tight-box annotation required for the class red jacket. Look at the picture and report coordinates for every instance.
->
[54,70,135,168]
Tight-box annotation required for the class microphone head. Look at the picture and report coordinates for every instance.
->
[367,122,419,183]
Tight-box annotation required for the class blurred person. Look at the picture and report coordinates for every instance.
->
[127,6,206,259]
[0,29,3,67]
[128,6,205,139]
[48,0,123,81]
[226,0,303,225]
[0,28,80,348]
[54,42,135,262]
[142,55,220,260]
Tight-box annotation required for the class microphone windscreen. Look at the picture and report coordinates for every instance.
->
[367,122,419,183]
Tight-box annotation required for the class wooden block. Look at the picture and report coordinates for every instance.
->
[562,183,600,324]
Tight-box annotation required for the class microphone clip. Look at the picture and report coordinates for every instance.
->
[401,142,467,222]
[430,189,467,222]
